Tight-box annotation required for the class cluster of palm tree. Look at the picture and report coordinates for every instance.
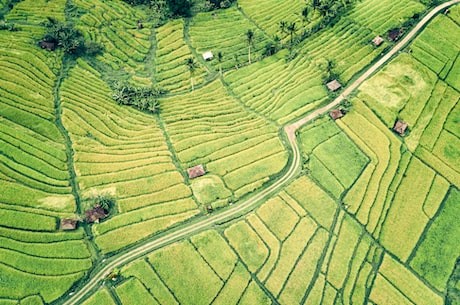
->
[112,82,161,113]
[308,0,358,23]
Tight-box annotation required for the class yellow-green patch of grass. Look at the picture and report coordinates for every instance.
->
[191,175,232,206]
[239,281,270,305]
[225,221,268,273]
[285,176,337,229]
[190,230,237,280]
[278,228,328,305]
[256,196,299,241]
[370,273,413,305]
[121,260,177,305]
[95,210,199,253]
[380,157,433,261]
[116,278,158,305]
[149,241,223,305]
[212,262,251,305]
[380,254,443,305]
[80,288,115,305]
[326,215,362,289]
[265,217,317,296]
[422,175,449,218]
[247,214,280,282]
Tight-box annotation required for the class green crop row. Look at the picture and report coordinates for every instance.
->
[155,19,207,92]
[60,63,201,252]
[160,80,287,199]
[6,0,66,24]
[189,7,270,72]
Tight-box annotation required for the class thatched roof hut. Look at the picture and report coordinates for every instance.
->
[326,80,342,92]
[393,120,408,136]
[39,41,56,51]
[372,36,384,46]
[60,219,78,230]
[85,206,108,223]
[330,109,344,120]
[187,165,206,179]
[202,51,213,61]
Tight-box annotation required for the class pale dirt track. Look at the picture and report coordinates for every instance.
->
[64,1,460,304]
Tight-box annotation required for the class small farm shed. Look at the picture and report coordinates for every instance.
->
[326,80,342,92]
[85,205,108,223]
[202,51,213,61]
[60,219,78,230]
[387,28,400,42]
[372,36,384,46]
[393,120,408,136]
[39,40,56,51]
[330,109,344,120]
[187,165,206,179]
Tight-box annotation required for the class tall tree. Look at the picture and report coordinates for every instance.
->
[246,29,254,64]
[217,51,223,75]
[279,21,287,35]
[186,57,196,91]
[287,22,297,45]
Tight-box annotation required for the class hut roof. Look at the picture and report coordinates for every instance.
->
[393,120,408,136]
[388,28,400,42]
[202,51,213,61]
[187,165,206,179]
[372,36,384,46]
[39,41,56,51]
[60,219,78,230]
[326,80,342,92]
[330,109,344,120]
[85,206,107,223]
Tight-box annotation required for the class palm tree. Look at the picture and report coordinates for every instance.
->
[246,29,254,64]
[287,22,297,46]
[186,57,196,91]
[147,99,160,114]
[279,21,287,35]
[302,5,311,23]
[234,54,239,69]
[217,51,223,75]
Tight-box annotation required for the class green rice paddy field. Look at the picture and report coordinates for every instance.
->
[0,0,458,303]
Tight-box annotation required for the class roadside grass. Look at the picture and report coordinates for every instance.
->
[116,277,159,305]
[79,288,115,305]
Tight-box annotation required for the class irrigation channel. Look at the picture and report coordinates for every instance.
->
[63,1,460,303]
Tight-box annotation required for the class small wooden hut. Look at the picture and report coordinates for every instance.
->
[393,120,408,136]
[85,205,108,223]
[202,51,213,61]
[326,80,342,92]
[372,36,384,46]
[39,41,56,51]
[330,109,344,120]
[60,219,78,230]
[187,165,206,179]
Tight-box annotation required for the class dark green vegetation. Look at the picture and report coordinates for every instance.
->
[0,0,458,304]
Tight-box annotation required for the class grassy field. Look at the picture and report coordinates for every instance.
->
[60,62,201,254]
[2,0,460,303]
[159,80,288,201]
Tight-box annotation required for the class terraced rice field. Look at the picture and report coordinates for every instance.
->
[73,0,153,81]
[189,7,270,72]
[60,62,200,254]
[155,19,208,92]
[0,22,93,303]
[1,0,459,303]
[159,80,288,201]
[79,4,459,304]
[225,0,425,125]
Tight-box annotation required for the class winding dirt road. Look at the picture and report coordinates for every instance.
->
[64,1,460,304]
